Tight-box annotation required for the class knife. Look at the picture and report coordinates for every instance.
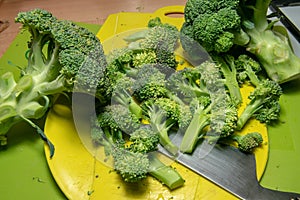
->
[158,134,300,200]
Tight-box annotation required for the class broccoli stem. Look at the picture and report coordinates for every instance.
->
[252,0,271,32]
[236,98,263,130]
[246,29,300,83]
[158,127,179,155]
[148,153,185,190]
[180,107,210,153]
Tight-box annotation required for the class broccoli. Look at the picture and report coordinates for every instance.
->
[179,61,238,153]
[132,64,170,102]
[235,54,263,87]
[211,54,243,105]
[142,98,181,155]
[128,126,185,190]
[96,104,140,136]
[111,76,143,119]
[124,18,180,69]
[92,108,185,189]
[91,115,148,182]
[230,132,263,153]
[0,9,108,155]
[236,79,282,130]
[181,0,300,83]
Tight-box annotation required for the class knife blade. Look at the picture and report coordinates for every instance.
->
[158,134,300,200]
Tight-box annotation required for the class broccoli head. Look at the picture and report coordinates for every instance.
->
[0,9,108,155]
[182,0,300,83]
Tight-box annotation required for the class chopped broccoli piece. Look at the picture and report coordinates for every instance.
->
[92,105,185,189]
[231,132,263,153]
[179,61,238,153]
[236,79,282,130]
[235,54,263,87]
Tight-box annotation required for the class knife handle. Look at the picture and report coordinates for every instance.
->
[248,184,300,200]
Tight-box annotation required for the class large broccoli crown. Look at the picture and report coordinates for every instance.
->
[192,8,241,53]
[184,0,239,23]
[181,0,250,53]
[15,9,108,94]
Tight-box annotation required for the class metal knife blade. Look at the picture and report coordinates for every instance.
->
[158,134,300,200]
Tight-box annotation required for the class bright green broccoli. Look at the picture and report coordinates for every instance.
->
[0,9,108,155]
[182,0,248,53]
[230,132,263,153]
[124,18,180,69]
[92,107,185,189]
[91,114,148,182]
[179,61,238,153]
[128,126,185,190]
[235,54,263,87]
[132,64,170,102]
[181,0,300,83]
[236,79,282,130]
[142,97,182,155]
[211,54,243,105]
[96,104,140,135]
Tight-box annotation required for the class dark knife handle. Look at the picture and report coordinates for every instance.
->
[248,184,300,200]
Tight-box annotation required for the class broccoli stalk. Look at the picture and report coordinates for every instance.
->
[235,54,262,87]
[240,0,300,83]
[236,79,282,130]
[144,101,180,155]
[211,54,243,105]
[179,98,211,153]
[148,152,185,190]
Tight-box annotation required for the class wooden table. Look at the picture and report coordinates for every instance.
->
[0,0,186,57]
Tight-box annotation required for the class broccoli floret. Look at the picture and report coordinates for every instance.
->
[0,9,108,154]
[92,108,185,189]
[231,132,263,153]
[143,98,181,155]
[111,76,143,119]
[236,79,282,130]
[179,61,238,153]
[96,104,140,135]
[182,0,249,53]
[181,0,300,83]
[235,54,262,87]
[167,66,209,102]
[124,18,180,69]
[128,126,160,153]
[91,117,149,182]
[132,64,170,102]
[127,126,185,190]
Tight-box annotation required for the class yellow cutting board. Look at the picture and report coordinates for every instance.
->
[44,6,268,200]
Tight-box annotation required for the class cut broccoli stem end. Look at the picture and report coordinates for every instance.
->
[148,153,185,190]
[246,29,300,83]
